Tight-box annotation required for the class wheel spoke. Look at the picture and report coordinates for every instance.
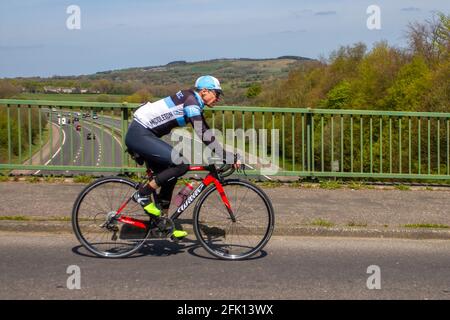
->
[195,180,274,260]
[73,178,150,258]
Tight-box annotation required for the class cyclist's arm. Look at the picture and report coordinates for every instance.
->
[186,110,236,163]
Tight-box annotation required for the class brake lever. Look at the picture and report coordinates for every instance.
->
[236,163,247,176]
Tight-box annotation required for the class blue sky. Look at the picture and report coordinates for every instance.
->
[0,0,449,78]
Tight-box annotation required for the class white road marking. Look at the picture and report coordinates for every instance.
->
[34,117,120,173]
[34,123,66,175]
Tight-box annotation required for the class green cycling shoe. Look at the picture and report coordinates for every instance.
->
[142,202,188,240]
[143,202,161,217]
[171,229,188,239]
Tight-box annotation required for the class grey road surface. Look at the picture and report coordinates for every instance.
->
[38,115,122,176]
[1,232,449,300]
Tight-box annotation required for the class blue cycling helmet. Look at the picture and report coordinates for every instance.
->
[195,75,223,94]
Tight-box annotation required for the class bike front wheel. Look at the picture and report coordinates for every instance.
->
[72,177,151,258]
[193,179,275,260]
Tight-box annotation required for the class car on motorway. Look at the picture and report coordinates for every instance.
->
[92,112,98,119]
[87,132,96,140]
[76,124,81,131]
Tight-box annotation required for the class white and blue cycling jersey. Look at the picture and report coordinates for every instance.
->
[133,89,206,137]
[131,88,236,164]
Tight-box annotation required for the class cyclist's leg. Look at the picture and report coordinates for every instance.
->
[125,121,189,238]
[125,122,164,214]
[150,161,190,216]
[157,177,177,214]
[151,164,190,239]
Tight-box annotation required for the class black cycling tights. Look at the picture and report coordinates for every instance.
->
[125,120,189,208]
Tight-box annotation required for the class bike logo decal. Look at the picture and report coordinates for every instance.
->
[176,183,205,214]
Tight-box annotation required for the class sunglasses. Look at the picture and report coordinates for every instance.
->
[210,90,221,99]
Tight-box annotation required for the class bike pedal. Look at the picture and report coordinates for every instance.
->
[172,234,188,242]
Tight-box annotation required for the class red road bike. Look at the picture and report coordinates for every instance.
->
[72,162,274,260]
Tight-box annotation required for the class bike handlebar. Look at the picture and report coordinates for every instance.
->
[217,163,235,177]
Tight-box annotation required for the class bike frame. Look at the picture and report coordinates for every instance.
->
[115,165,235,230]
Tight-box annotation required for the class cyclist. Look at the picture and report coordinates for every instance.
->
[125,75,240,239]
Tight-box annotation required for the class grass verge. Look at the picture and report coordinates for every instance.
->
[310,218,334,227]
[0,216,31,221]
[346,221,368,227]
[404,223,449,229]
[73,175,93,183]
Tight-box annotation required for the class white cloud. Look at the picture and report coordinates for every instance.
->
[315,11,337,16]
[401,7,421,12]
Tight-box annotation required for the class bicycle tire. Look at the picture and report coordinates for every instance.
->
[72,177,151,258]
[193,179,274,260]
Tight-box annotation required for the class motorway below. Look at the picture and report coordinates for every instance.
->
[37,113,123,176]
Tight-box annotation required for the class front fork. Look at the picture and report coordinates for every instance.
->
[214,180,236,222]
[203,173,236,222]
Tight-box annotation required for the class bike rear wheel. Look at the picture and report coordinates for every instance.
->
[72,177,151,258]
[193,179,274,260]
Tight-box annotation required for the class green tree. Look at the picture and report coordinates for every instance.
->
[349,42,404,110]
[422,60,450,112]
[246,83,262,98]
[406,12,450,66]
[322,80,352,109]
[383,56,431,111]
[92,79,114,93]
[124,89,154,103]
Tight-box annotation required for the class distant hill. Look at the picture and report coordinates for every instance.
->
[10,56,314,104]
[88,56,313,89]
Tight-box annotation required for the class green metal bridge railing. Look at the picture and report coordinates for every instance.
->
[1,99,449,180]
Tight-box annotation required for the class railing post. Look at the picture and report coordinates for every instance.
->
[121,102,129,174]
[7,104,12,164]
[306,108,313,179]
